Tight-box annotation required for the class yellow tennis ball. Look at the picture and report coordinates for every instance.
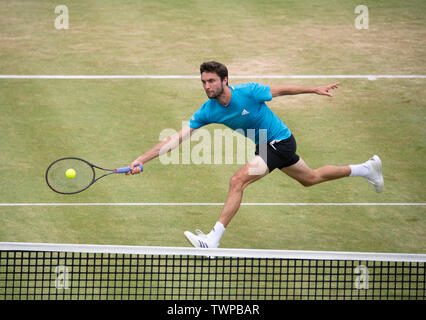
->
[65,168,76,179]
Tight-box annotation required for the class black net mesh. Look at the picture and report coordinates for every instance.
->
[1,250,424,300]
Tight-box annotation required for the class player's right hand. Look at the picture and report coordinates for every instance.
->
[127,160,143,175]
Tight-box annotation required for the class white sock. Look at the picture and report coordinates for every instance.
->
[349,163,370,178]
[207,221,226,244]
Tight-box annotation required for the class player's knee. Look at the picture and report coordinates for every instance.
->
[299,171,320,187]
[299,179,313,187]
[229,174,245,191]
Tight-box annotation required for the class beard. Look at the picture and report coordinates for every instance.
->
[206,83,224,99]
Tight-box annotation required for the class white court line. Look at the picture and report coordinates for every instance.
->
[0,203,425,206]
[0,75,426,80]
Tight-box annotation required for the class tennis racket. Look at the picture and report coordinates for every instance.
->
[45,157,143,195]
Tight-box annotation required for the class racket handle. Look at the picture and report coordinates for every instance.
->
[115,165,143,174]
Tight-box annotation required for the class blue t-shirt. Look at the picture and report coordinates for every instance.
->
[189,82,291,144]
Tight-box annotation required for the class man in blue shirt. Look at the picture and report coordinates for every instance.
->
[128,61,383,248]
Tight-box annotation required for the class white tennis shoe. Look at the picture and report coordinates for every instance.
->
[184,229,219,249]
[364,155,384,193]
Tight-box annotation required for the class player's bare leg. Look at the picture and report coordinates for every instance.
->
[185,155,383,248]
[184,156,269,248]
[218,156,269,227]
[281,156,383,192]
[280,158,350,187]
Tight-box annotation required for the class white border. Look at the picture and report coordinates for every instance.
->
[0,242,425,262]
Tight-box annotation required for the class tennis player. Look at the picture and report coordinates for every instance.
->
[128,61,383,248]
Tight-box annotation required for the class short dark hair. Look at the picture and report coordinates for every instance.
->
[200,61,228,85]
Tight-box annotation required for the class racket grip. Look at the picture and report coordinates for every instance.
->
[115,165,143,174]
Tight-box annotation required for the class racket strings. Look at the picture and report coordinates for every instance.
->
[46,159,94,194]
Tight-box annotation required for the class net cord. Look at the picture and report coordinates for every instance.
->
[0,242,425,262]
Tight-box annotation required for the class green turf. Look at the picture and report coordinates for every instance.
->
[0,0,425,254]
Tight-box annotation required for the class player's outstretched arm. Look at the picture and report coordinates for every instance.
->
[270,83,339,98]
[127,126,196,175]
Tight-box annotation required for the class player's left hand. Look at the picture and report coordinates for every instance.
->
[315,83,339,97]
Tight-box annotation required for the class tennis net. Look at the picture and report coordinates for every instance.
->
[0,242,424,300]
